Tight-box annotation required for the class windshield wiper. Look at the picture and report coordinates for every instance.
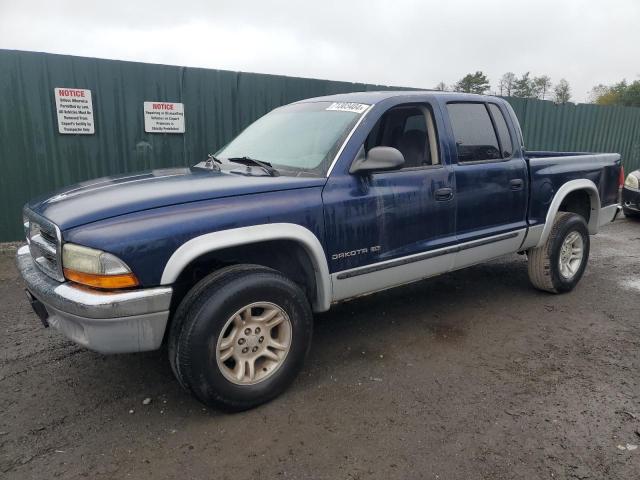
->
[227,156,280,177]
[193,154,222,171]
[204,153,222,171]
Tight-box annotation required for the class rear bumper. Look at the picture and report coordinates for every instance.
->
[622,186,640,213]
[16,245,172,354]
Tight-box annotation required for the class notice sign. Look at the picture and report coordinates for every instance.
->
[144,102,185,133]
[54,88,95,134]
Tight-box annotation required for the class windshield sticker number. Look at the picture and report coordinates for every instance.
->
[326,102,370,114]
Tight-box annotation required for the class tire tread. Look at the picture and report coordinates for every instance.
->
[527,212,588,293]
[168,264,312,411]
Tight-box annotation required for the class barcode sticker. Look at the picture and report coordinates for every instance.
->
[326,102,370,114]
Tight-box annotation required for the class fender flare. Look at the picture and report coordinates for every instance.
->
[160,223,332,312]
[535,179,600,248]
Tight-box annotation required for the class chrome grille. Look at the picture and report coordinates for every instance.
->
[24,208,64,282]
[40,229,57,245]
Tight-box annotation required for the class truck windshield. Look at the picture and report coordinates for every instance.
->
[215,101,367,176]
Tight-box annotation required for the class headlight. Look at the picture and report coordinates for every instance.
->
[625,173,640,190]
[62,243,139,289]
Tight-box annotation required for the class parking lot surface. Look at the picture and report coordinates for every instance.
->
[1,218,639,479]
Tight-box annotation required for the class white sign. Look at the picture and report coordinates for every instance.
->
[144,102,185,133]
[326,102,370,114]
[54,88,95,134]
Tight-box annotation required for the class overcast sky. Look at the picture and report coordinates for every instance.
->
[1,0,638,102]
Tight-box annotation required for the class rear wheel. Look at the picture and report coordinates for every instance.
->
[527,212,590,293]
[168,265,313,411]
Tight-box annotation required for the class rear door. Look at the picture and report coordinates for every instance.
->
[446,101,528,265]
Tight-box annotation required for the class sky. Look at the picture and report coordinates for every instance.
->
[1,0,638,103]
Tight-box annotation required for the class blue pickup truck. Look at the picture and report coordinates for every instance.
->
[17,91,623,410]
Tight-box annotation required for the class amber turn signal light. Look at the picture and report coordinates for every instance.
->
[63,268,139,289]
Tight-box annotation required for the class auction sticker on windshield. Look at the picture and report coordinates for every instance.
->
[326,102,370,114]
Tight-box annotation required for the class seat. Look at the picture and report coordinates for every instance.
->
[396,129,427,168]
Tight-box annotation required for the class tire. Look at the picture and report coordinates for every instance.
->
[168,264,313,411]
[527,212,590,293]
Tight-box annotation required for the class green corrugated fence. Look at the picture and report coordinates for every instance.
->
[506,97,640,170]
[1,49,639,241]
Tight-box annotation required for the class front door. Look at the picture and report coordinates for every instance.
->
[322,102,456,301]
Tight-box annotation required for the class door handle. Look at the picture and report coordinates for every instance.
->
[510,179,524,191]
[435,187,454,201]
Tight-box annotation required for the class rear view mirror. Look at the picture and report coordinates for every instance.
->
[350,146,405,174]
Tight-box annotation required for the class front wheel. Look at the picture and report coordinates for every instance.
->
[168,265,313,411]
[527,212,590,293]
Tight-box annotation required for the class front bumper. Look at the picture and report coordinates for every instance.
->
[622,186,640,213]
[16,245,172,354]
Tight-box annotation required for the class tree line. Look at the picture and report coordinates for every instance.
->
[589,80,640,107]
[436,71,571,103]
[438,71,640,107]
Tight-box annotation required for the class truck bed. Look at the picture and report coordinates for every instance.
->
[526,152,622,233]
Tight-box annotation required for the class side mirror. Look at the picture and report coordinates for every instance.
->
[349,146,405,174]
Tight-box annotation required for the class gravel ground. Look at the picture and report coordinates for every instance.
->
[1,218,639,479]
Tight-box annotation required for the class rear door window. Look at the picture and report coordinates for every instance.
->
[447,103,501,162]
[488,104,513,158]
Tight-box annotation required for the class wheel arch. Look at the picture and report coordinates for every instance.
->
[536,179,600,248]
[161,223,332,312]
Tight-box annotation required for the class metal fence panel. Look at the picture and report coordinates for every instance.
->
[1,49,640,241]
[506,97,640,171]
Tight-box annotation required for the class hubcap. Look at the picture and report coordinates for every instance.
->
[215,302,292,385]
[558,231,584,279]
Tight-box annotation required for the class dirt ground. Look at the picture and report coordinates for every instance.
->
[1,218,639,480]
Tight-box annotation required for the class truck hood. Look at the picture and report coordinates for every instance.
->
[27,167,326,230]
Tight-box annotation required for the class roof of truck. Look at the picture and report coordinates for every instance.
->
[294,90,500,105]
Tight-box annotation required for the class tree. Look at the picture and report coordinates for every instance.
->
[532,75,552,100]
[620,81,640,107]
[512,72,535,98]
[593,79,640,107]
[590,81,628,105]
[434,81,448,91]
[454,71,490,94]
[498,72,516,96]
[588,84,611,103]
[554,79,572,104]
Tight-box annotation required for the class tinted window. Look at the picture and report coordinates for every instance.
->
[447,103,501,162]
[488,104,513,157]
